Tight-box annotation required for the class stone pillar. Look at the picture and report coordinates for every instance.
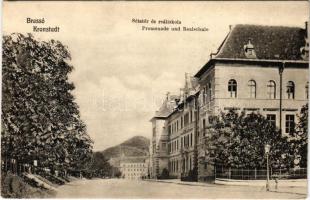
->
[198,159,215,183]
[204,163,215,183]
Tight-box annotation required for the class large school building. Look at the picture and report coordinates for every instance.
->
[149,23,309,182]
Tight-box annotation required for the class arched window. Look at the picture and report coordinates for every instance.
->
[287,81,295,99]
[228,79,237,98]
[306,82,309,99]
[267,80,276,99]
[248,80,256,98]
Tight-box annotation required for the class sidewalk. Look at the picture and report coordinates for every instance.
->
[216,178,307,187]
[145,178,307,195]
[145,178,215,187]
[216,178,307,195]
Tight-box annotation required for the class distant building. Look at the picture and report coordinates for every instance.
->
[120,156,149,180]
[150,23,309,182]
[149,94,177,179]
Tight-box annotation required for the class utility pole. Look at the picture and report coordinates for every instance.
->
[279,62,284,134]
[265,144,271,191]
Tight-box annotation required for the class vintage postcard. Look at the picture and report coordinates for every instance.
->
[2,1,309,199]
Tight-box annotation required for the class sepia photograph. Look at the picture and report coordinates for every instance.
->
[2,1,309,199]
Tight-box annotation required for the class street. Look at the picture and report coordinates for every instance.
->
[55,179,307,199]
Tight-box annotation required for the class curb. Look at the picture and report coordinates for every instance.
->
[144,179,307,189]
[143,179,216,187]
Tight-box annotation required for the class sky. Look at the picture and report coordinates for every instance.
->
[3,1,309,151]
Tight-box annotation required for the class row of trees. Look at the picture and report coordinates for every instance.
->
[86,152,122,178]
[2,33,93,175]
[205,105,307,169]
[291,104,308,168]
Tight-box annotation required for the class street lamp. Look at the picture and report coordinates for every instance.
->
[278,62,284,134]
[265,144,271,191]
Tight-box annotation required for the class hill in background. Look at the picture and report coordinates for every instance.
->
[100,136,150,160]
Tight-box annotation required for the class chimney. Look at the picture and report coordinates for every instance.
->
[166,92,170,100]
[229,25,232,31]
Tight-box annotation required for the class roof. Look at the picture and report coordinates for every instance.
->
[195,24,308,78]
[216,24,307,60]
[151,95,179,119]
[120,156,147,163]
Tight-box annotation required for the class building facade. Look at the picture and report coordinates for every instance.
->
[120,157,149,180]
[150,23,309,182]
[149,94,177,178]
[166,77,199,180]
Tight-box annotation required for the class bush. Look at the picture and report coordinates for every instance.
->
[181,168,198,182]
[158,168,169,179]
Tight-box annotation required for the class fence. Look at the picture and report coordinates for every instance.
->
[215,166,307,180]
[1,158,68,178]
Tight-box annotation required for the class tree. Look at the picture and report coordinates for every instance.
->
[113,167,122,178]
[2,33,93,174]
[206,110,293,169]
[290,104,308,167]
[88,152,113,177]
[160,168,169,179]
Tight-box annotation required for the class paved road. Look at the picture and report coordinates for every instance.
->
[55,178,306,199]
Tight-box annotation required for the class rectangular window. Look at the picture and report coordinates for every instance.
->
[285,115,295,134]
[186,135,189,147]
[162,142,166,150]
[203,119,206,136]
[266,114,276,127]
[175,140,177,151]
[173,141,175,152]
[181,117,183,129]
[184,113,189,126]
[203,87,207,104]
[168,125,171,135]
[208,116,213,124]
[190,133,193,147]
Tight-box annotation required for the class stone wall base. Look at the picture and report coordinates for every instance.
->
[198,175,215,183]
